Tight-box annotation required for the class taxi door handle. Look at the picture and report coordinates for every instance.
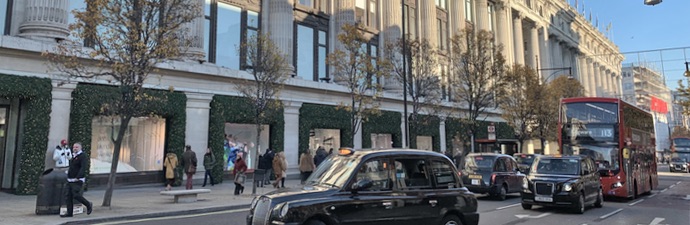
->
[429,200,438,207]
[382,201,394,209]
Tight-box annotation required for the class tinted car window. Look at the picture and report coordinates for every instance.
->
[430,160,457,188]
[394,158,431,189]
[494,158,507,172]
[533,158,580,175]
[514,155,536,164]
[355,159,392,191]
[465,155,496,170]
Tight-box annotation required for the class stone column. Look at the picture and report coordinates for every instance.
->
[45,82,76,170]
[185,93,213,170]
[475,0,489,31]
[575,55,590,96]
[587,59,597,97]
[439,117,447,154]
[512,13,525,65]
[332,0,355,84]
[495,2,511,64]
[528,24,539,69]
[419,0,437,46]
[449,0,466,34]
[553,41,563,69]
[382,0,403,92]
[538,27,550,76]
[283,100,302,175]
[604,70,611,96]
[268,0,296,76]
[179,0,205,62]
[19,0,70,41]
[593,63,601,96]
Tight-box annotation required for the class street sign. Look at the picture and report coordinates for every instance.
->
[488,125,495,133]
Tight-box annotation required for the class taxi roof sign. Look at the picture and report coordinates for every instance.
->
[338,147,355,156]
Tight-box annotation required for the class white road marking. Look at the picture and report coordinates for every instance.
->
[648,217,666,225]
[93,208,249,225]
[669,184,676,189]
[496,203,521,210]
[599,208,624,219]
[683,195,690,200]
[629,199,644,206]
[660,188,668,193]
[676,181,682,185]
[646,193,657,199]
[515,212,552,219]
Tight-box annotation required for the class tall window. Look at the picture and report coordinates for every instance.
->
[205,1,260,70]
[487,2,495,32]
[296,24,328,81]
[360,41,379,85]
[403,2,417,39]
[298,0,313,7]
[356,0,377,29]
[436,0,446,10]
[437,19,447,50]
[465,0,473,22]
[1,0,10,35]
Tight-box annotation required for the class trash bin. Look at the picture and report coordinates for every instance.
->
[35,168,67,215]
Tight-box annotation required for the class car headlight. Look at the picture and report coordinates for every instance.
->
[611,182,623,189]
[279,203,290,218]
[250,197,259,210]
[522,177,529,189]
[563,183,572,192]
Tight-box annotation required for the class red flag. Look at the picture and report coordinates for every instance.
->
[650,96,668,113]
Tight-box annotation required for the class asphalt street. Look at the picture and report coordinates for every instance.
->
[95,164,690,225]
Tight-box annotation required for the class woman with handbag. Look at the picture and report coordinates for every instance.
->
[233,156,248,195]
[272,152,287,188]
[164,152,178,191]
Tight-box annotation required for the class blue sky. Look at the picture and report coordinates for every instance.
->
[568,0,690,89]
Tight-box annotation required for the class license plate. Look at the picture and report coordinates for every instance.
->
[535,196,553,202]
[471,179,480,185]
[468,174,482,179]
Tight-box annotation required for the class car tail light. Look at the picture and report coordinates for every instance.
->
[458,171,462,177]
[491,174,496,185]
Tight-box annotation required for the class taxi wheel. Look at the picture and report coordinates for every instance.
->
[594,188,603,208]
[440,214,463,225]
[304,219,326,225]
[573,193,585,214]
[496,185,507,201]
[521,203,532,210]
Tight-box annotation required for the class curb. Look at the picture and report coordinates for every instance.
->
[60,204,251,225]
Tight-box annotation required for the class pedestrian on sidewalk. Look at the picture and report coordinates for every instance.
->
[202,148,216,187]
[233,156,247,195]
[257,148,274,187]
[299,150,315,184]
[164,152,178,191]
[61,142,92,218]
[182,145,197,190]
[272,152,287,188]
[314,147,328,167]
[53,139,72,170]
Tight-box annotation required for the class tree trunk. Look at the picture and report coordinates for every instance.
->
[102,115,132,207]
[252,123,262,195]
[539,137,546,154]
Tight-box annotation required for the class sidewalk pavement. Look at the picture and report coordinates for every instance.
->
[0,177,303,225]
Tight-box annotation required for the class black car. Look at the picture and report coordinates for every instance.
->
[461,153,525,200]
[521,155,603,214]
[513,153,541,174]
[247,148,479,225]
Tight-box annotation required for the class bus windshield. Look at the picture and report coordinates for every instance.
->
[564,102,618,124]
[563,144,619,171]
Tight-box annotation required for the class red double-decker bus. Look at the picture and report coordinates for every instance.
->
[559,97,658,199]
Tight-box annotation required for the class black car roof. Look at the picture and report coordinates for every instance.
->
[347,148,448,158]
[467,153,510,157]
[539,155,587,160]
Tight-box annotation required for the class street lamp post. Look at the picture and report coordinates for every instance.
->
[401,0,409,148]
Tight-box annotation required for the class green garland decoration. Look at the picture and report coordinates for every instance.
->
[69,83,187,186]
[0,74,52,195]
[444,118,515,154]
[208,95,284,183]
[361,111,402,148]
[409,115,440,152]
[298,104,352,157]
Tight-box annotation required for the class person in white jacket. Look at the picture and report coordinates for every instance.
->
[53,139,72,169]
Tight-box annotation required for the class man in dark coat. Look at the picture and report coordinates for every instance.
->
[182,145,197,190]
[61,142,92,217]
[313,147,328,167]
[259,148,275,185]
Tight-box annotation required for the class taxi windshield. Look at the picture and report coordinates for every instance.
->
[514,155,536,164]
[464,155,495,170]
[305,155,360,189]
[533,158,580,175]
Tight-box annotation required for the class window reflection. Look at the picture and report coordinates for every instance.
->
[215,3,242,70]
[296,25,314,80]
[465,0,473,22]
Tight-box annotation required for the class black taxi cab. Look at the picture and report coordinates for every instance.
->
[521,155,603,214]
[461,153,525,200]
[247,148,479,225]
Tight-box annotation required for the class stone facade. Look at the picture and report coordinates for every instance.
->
[0,0,622,189]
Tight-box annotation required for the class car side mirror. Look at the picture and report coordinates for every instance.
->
[351,178,373,194]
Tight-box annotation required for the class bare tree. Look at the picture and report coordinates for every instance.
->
[385,37,444,144]
[449,28,507,154]
[235,32,289,195]
[534,76,585,151]
[44,0,200,206]
[498,65,543,152]
[328,24,392,143]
